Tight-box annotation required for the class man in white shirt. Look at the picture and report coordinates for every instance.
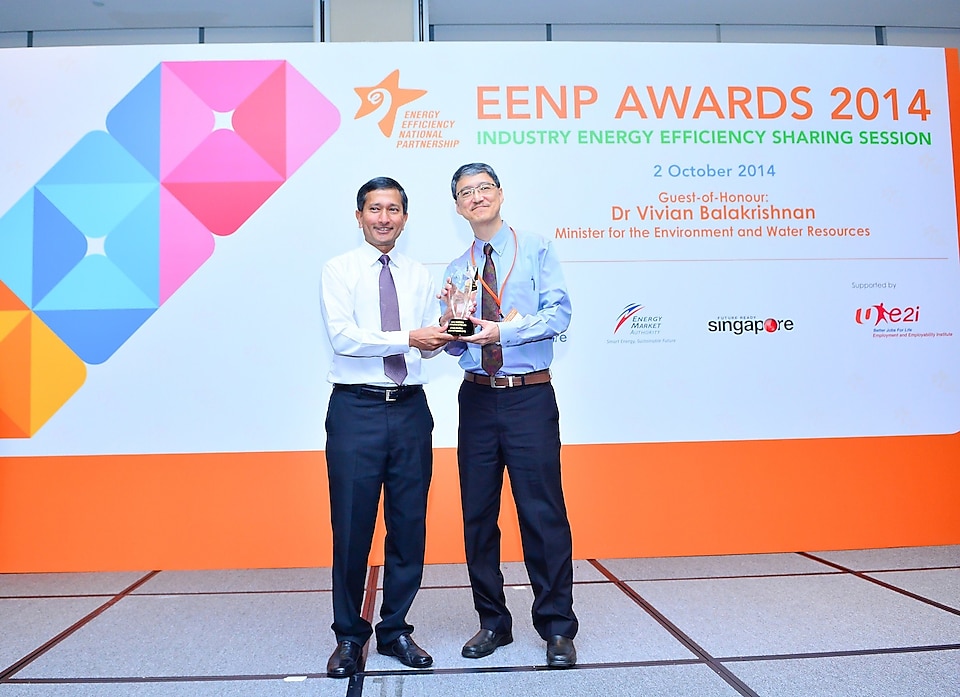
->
[320,176,452,678]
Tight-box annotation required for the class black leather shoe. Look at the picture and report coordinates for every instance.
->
[546,635,576,668]
[376,633,433,669]
[327,640,362,678]
[461,628,514,658]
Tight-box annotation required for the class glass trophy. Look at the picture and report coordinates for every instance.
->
[447,264,478,336]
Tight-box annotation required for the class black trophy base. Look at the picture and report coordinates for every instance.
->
[447,317,475,337]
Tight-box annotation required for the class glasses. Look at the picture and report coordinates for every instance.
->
[456,182,499,201]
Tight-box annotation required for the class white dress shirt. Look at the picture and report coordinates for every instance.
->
[321,242,440,386]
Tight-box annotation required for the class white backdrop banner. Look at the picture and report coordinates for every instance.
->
[0,41,957,455]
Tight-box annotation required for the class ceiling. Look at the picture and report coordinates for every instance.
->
[1,0,958,34]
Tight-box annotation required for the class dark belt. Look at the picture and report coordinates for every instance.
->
[463,369,551,389]
[334,383,423,402]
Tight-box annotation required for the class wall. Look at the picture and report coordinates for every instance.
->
[0,6,959,573]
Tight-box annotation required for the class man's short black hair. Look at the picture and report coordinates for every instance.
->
[357,176,408,213]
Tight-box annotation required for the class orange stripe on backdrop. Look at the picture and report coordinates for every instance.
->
[1,435,959,573]
[947,48,960,255]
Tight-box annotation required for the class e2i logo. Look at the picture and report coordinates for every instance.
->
[854,303,919,325]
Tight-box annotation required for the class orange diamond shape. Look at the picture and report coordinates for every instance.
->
[0,281,86,438]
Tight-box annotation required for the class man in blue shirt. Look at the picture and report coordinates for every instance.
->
[441,162,579,668]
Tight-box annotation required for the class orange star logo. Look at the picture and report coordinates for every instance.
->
[354,69,427,137]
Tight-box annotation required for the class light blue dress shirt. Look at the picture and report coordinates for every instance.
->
[443,221,571,376]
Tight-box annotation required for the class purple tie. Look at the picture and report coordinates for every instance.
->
[379,254,407,385]
[481,243,503,376]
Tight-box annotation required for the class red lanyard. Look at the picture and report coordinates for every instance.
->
[470,226,518,317]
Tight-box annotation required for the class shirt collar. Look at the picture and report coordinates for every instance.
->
[361,242,399,267]
[475,220,511,256]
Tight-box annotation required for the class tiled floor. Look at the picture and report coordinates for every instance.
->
[1,546,958,696]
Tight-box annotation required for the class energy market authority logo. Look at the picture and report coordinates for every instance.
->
[0,60,340,438]
[608,303,673,345]
[614,303,656,333]
[708,316,795,335]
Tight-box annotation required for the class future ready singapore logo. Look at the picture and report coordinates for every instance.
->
[0,60,340,438]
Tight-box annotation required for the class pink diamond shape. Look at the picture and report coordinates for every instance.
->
[158,60,340,237]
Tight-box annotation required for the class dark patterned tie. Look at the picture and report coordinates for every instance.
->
[379,254,407,385]
[481,243,503,376]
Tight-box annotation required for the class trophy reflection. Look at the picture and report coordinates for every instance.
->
[446,265,478,337]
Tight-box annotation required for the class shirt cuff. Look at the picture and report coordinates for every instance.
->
[498,320,517,347]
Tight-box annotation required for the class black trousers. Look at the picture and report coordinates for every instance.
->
[457,380,578,640]
[325,386,433,646]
